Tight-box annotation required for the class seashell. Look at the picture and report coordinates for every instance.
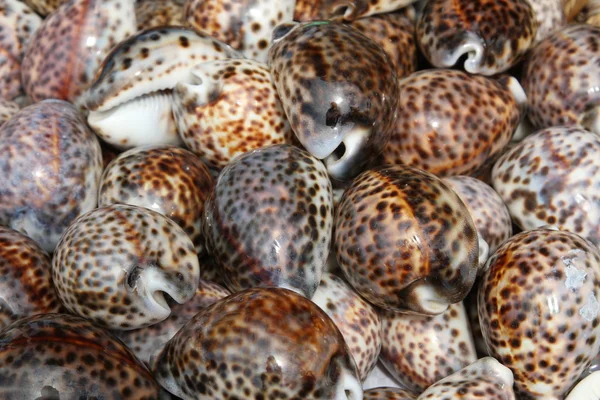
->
[0,99,102,252]
[184,0,295,62]
[417,357,516,399]
[311,272,382,381]
[334,165,479,315]
[152,287,362,400]
[364,388,418,400]
[293,0,418,22]
[21,0,136,104]
[525,0,567,42]
[577,0,600,25]
[98,145,214,255]
[52,204,200,331]
[83,26,242,150]
[381,69,525,177]
[565,0,591,20]
[0,313,162,399]
[379,302,477,392]
[492,126,600,248]
[0,226,62,330]
[136,0,185,30]
[522,24,600,135]
[268,21,399,183]
[173,58,294,170]
[567,371,600,400]
[363,361,406,391]
[416,0,538,75]
[203,144,333,298]
[478,228,600,399]
[22,0,68,16]
[0,98,20,126]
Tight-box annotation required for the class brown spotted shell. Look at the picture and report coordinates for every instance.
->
[152,287,362,399]
[0,313,162,399]
[22,0,68,16]
[136,0,185,30]
[364,388,418,400]
[416,0,538,75]
[98,145,214,254]
[293,0,417,21]
[576,0,600,25]
[479,228,600,399]
[0,98,20,126]
[334,165,479,315]
[525,0,567,42]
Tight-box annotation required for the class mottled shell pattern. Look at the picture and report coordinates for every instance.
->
[363,387,418,400]
[152,288,362,400]
[479,228,600,399]
[525,0,567,42]
[203,144,333,298]
[136,0,185,30]
[293,0,418,21]
[0,98,20,126]
[173,58,294,170]
[417,0,538,75]
[576,0,600,25]
[334,165,479,315]
[268,21,399,182]
[0,100,103,252]
[0,314,162,399]
[52,204,200,330]
[184,0,295,62]
[22,0,68,16]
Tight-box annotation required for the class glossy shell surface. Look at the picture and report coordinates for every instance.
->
[364,388,417,399]
[293,0,417,21]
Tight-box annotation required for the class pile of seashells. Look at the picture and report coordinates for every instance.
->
[0,0,599,398]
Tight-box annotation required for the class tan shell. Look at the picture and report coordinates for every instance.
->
[294,0,418,21]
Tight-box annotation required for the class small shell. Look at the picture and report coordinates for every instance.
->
[364,388,418,400]
[203,144,333,298]
[417,0,538,75]
[136,0,185,30]
[184,0,295,62]
[334,165,479,314]
[0,100,103,252]
[52,204,200,330]
[293,0,418,21]
[152,287,362,400]
[522,24,600,135]
[173,58,294,170]
[479,228,600,399]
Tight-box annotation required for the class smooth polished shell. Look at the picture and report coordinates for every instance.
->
[268,21,399,183]
[479,228,600,399]
[0,100,102,252]
[136,0,185,30]
[152,287,362,400]
[0,313,162,399]
[417,0,538,75]
[52,204,200,330]
[293,0,418,21]
[334,165,479,314]
[0,99,20,126]
[567,371,600,400]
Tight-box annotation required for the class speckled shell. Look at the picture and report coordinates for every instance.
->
[364,388,417,400]
[173,58,294,170]
[52,204,200,331]
[184,0,295,62]
[479,228,600,399]
[152,287,362,400]
[417,357,516,399]
[293,0,417,21]
[335,165,479,315]
[443,176,512,254]
[0,98,20,126]
[22,0,68,16]
[268,21,399,183]
[21,0,136,104]
[492,126,600,248]
[0,226,62,329]
[350,8,417,80]
[311,272,382,381]
[0,100,102,252]
[379,302,477,392]
[0,0,41,102]
[116,278,230,366]
[522,24,600,135]
[381,69,524,177]
[98,145,214,254]
[203,144,333,298]
[577,0,600,25]
[0,313,162,399]
[526,0,566,42]
[416,0,538,75]
[136,0,185,30]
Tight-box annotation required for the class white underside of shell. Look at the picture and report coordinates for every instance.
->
[567,372,600,400]
[362,362,403,390]
[134,265,191,322]
[334,368,363,400]
[436,32,487,74]
[410,284,450,314]
[477,233,490,273]
[324,125,371,182]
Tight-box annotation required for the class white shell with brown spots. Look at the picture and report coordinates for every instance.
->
[379,302,477,392]
[52,204,200,331]
[0,100,103,252]
[492,126,600,248]
[152,287,363,400]
[381,69,525,177]
[364,388,418,400]
[203,144,333,298]
[416,0,538,75]
[311,272,382,381]
[184,0,296,62]
[525,0,566,42]
[334,165,479,315]
[522,24,600,135]
[293,0,418,21]
[417,357,516,400]
[479,228,600,399]
[99,145,214,254]
[173,58,294,171]
[136,0,185,30]
[21,0,136,104]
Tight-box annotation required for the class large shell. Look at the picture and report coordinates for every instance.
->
[0,100,103,252]
[293,0,418,21]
